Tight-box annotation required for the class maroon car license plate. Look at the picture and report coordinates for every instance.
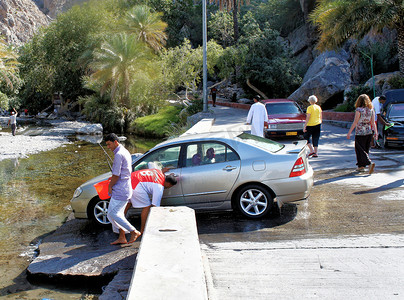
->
[286,132,298,136]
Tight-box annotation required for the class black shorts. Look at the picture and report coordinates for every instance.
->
[304,124,321,147]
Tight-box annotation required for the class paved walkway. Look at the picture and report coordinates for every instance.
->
[200,104,404,300]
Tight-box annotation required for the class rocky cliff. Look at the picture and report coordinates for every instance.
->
[0,0,49,45]
[0,0,86,45]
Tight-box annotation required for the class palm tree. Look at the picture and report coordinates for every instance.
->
[89,33,153,108]
[210,0,250,43]
[120,5,168,52]
[310,0,404,75]
[0,38,20,90]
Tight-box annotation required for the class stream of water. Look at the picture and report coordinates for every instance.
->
[0,135,159,299]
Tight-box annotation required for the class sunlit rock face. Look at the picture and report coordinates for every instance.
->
[0,0,49,45]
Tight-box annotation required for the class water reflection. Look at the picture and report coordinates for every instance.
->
[0,134,159,298]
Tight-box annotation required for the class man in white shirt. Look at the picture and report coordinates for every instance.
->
[7,108,18,136]
[246,96,269,137]
[372,95,390,146]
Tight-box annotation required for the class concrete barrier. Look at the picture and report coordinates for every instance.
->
[183,118,214,135]
[127,206,208,300]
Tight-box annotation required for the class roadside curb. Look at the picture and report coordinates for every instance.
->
[127,207,208,300]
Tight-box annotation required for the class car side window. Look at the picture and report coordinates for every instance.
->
[185,142,239,167]
[133,146,181,171]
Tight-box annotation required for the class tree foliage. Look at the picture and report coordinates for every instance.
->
[208,10,234,47]
[0,38,20,91]
[310,0,404,74]
[118,5,168,52]
[160,39,223,97]
[256,0,304,36]
[88,33,154,108]
[239,20,301,98]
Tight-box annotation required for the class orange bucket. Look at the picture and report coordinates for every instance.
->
[94,179,111,200]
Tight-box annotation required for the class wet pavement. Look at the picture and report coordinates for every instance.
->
[194,106,404,299]
[1,106,403,299]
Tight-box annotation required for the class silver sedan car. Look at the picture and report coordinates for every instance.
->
[70,132,314,226]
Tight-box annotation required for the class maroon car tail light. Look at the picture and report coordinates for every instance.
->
[289,157,305,177]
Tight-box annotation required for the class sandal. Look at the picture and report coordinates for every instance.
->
[356,167,366,172]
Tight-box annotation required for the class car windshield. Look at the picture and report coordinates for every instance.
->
[265,102,300,115]
[237,133,284,153]
[388,103,404,118]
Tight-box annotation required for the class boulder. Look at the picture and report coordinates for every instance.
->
[364,71,401,95]
[76,123,103,135]
[289,50,352,104]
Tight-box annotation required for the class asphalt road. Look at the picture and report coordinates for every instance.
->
[197,106,404,299]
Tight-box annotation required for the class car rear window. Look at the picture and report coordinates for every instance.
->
[389,103,404,118]
[265,102,300,115]
[237,133,284,153]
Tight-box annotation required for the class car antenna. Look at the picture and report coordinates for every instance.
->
[98,142,113,172]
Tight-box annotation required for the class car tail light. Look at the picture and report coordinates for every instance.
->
[289,157,305,177]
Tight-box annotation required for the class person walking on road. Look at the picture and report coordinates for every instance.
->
[210,87,218,107]
[7,108,18,136]
[246,95,269,138]
[105,133,141,245]
[347,94,378,174]
[303,95,322,158]
[128,169,177,234]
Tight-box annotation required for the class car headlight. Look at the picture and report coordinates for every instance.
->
[73,187,83,198]
[269,124,277,129]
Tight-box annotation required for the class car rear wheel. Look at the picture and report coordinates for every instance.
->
[235,185,273,219]
[88,197,111,227]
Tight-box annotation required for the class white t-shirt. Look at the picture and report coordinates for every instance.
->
[372,97,381,115]
[9,114,17,124]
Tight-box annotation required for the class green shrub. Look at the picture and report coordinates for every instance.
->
[131,105,183,138]
[388,75,404,89]
[185,98,203,115]
[344,85,373,111]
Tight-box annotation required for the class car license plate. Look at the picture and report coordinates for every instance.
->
[286,132,297,136]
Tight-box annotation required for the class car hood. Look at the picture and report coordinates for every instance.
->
[81,172,112,189]
[267,113,305,123]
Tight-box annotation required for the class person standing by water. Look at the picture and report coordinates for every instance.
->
[105,133,141,245]
[303,95,322,158]
[347,94,378,174]
[246,95,269,137]
[7,108,18,136]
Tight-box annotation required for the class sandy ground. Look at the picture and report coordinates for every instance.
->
[0,117,92,161]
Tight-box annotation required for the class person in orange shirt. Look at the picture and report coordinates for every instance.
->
[303,95,322,158]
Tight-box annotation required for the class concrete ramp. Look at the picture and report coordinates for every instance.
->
[127,206,208,300]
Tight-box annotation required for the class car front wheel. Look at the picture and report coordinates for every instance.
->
[235,185,273,219]
[88,197,111,227]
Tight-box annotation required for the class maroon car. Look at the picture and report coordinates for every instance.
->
[262,99,306,138]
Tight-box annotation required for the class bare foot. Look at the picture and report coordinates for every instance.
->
[128,231,141,244]
[111,238,127,245]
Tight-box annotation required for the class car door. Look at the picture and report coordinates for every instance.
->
[180,142,241,206]
[132,145,184,206]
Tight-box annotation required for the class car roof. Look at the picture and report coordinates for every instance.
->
[262,99,295,104]
[152,131,245,149]
[384,89,404,107]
